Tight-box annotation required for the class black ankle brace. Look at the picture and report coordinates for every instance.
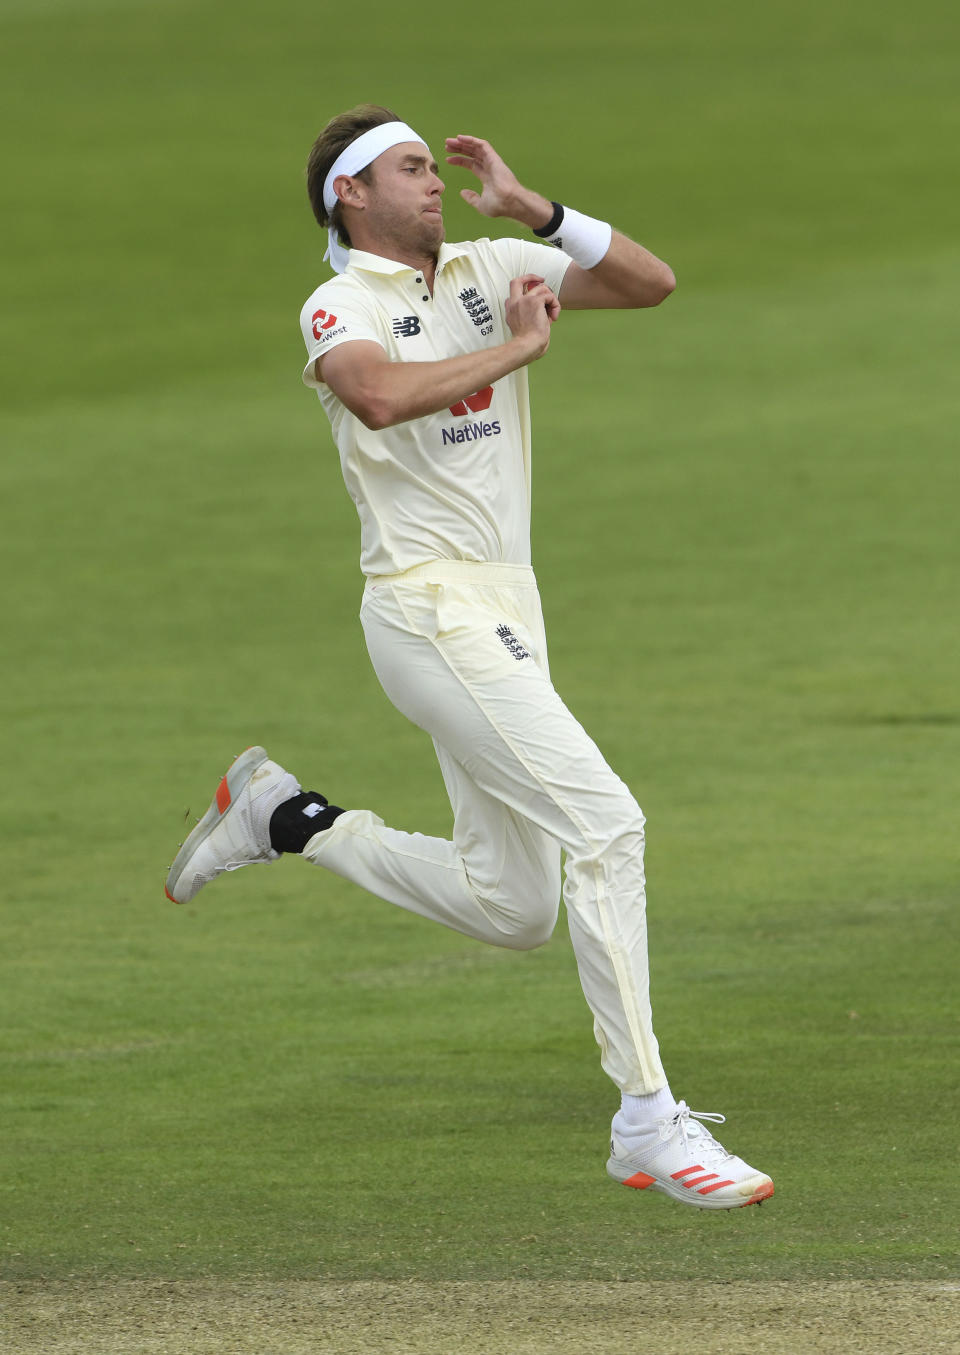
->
[269,792,346,853]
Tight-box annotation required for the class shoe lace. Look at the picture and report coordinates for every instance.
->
[660,1101,730,1159]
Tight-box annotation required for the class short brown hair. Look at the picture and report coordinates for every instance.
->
[305,104,401,248]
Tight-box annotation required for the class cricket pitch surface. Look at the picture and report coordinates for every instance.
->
[3,1279,958,1353]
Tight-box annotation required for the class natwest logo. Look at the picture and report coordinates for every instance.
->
[449,386,493,417]
[441,418,501,446]
[311,308,338,339]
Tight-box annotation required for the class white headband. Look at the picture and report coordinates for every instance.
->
[322,121,427,273]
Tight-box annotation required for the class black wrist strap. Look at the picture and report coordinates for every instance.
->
[533,201,564,238]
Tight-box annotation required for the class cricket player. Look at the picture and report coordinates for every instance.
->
[166,105,773,1210]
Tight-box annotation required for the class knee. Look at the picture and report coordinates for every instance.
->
[480,887,559,951]
[591,799,646,859]
[566,800,646,878]
[469,841,561,950]
[613,806,646,854]
[506,899,559,951]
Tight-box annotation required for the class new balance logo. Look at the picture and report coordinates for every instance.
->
[459,286,493,330]
[496,624,530,661]
[392,315,421,338]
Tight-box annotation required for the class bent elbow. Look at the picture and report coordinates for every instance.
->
[355,390,396,431]
[360,405,390,431]
[644,267,677,307]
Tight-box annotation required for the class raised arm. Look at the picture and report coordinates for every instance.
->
[445,134,676,311]
[318,276,561,430]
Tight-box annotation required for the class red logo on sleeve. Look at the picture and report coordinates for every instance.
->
[449,387,494,416]
[312,308,338,339]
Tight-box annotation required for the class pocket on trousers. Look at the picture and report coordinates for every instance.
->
[434,583,477,641]
[362,582,443,644]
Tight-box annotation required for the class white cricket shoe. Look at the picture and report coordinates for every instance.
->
[165,746,300,904]
[607,1101,774,1210]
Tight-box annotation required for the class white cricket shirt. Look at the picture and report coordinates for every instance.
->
[299,238,571,577]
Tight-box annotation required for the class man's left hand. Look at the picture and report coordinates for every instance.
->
[445,134,552,229]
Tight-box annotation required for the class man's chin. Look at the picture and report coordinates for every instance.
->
[416,220,444,259]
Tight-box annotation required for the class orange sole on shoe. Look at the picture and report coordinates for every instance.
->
[742,1180,775,1206]
[617,1171,774,1209]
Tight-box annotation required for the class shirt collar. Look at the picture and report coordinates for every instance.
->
[346,242,471,277]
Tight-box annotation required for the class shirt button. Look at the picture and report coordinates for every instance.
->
[422,295,429,301]
[415,276,422,283]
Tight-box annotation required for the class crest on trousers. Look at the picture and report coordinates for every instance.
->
[496,624,530,661]
[459,286,493,329]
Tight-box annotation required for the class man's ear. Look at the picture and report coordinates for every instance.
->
[334,175,366,211]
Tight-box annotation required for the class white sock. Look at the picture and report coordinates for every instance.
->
[620,1084,678,1128]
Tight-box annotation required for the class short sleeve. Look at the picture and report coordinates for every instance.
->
[488,238,572,301]
[299,283,385,388]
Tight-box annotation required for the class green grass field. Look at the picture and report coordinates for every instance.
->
[2,0,959,1338]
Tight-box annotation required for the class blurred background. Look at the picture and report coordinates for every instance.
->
[1,0,957,1282]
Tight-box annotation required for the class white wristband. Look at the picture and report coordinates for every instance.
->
[534,204,612,270]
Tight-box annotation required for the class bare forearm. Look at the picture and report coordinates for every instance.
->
[368,341,534,428]
[322,334,541,431]
[563,231,675,309]
[506,192,674,307]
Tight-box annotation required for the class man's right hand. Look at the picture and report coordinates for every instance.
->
[319,275,560,429]
[506,274,561,360]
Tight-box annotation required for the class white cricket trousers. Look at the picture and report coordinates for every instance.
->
[303,561,666,1095]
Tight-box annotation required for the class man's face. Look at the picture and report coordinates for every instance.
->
[358,142,446,255]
